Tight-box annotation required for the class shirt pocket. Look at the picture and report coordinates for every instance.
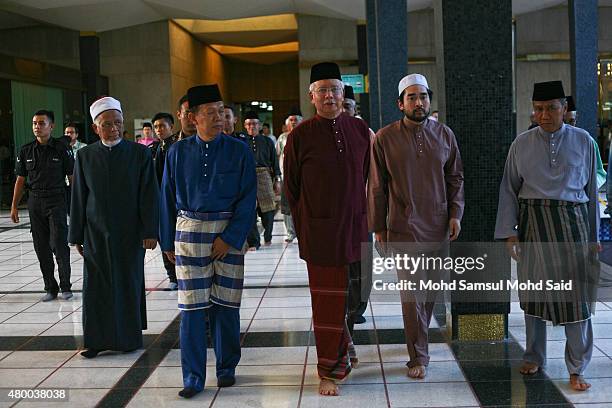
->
[214,171,240,199]
[25,160,36,171]
[562,165,586,191]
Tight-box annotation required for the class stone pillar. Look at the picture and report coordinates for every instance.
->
[434,0,514,341]
[79,33,108,143]
[568,0,598,138]
[365,0,407,131]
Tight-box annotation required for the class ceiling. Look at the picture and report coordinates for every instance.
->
[1,0,609,64]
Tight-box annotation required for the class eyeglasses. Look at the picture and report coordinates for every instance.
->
[99,120,123,129]
[314,87,343,96]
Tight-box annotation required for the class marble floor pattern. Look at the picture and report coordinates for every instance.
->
[1,212,612,407]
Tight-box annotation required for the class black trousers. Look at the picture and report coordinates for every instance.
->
[247,207,275,247]
[27,193,71,293]
[347,234,374,335]
[162,251,177,282]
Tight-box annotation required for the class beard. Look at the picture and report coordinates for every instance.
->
[404,107,430,123]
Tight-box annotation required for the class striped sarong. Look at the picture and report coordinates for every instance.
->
[307,263,355,381]
[256,167,276,212]
[175,211,245,310]
[518,199,599,325]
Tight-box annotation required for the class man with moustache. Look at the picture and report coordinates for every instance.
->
[369,73,464,379]
[12,110,74,301]
[284,62,370,396]
[496,81,599,391]
[69,96,159,358]
[160,85,256,398]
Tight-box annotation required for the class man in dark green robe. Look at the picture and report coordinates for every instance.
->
[68,96,159,358]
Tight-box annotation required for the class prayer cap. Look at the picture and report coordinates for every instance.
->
[344,85,355,100]
[187,84,222,108]
[244,111,259,120]
[90,96,122,121]
[287,106,302,118]
[310,62,342,84]
[532,81,565,101]
[397,74,429,96]
[566,95,576,112]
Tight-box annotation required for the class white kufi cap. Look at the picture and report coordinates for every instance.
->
[397,74,429,96]
[89,96,122,120]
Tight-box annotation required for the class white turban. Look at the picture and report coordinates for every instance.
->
[397,74,429,96]
[89,96,122,121]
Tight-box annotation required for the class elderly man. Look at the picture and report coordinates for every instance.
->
[244,111,281,249]
[495,81,599,391]
[160,85,256,398]
[69,97,159,358]
[276,108,302,243]
[369,73,464,379]
[12,110,74,301]
[284,62,370,396]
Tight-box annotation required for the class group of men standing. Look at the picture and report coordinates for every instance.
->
[9,57,602,398]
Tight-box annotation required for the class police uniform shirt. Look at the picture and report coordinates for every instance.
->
[15,137,74,192]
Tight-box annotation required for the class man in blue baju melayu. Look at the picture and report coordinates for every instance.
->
[160,84,256,399]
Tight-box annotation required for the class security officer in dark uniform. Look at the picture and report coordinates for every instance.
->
[10,109,74,302]
[150,112,178,290]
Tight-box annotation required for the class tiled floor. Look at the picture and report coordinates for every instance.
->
[1,212,612,407]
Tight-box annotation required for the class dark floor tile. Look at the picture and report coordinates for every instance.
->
[451,340,524,361]
[470,379,570,406]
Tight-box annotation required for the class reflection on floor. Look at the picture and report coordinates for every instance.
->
[1,212,612,407]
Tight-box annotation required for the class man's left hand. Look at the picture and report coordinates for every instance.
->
[143,239,157,249]
[211,237,231,260]
[273,180,281,195]
[449,218,461,241]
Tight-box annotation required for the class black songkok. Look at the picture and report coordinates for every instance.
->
[532,81,565,101]
[566,95,576,112]
[344,85,355,100]
[287,106,302,118]
[243,111,259,121]
[310,62,342,84]
[187,84,222,108]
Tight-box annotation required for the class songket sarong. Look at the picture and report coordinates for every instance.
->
[307,263,355,380]
[256,167,276,213]
[518,199,599,325]
[175,211,245,310]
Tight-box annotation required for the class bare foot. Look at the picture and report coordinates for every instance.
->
[519,362,540,375]
[407,365,426,379]
[319,378,338,396]
[570,374,591,391]
[350,357,359,369]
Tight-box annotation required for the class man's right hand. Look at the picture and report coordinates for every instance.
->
[374,231,386,242]
[164,251,176,264]
[505,236,520,261]
[10,207,19,223]
[76,244,84,257]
